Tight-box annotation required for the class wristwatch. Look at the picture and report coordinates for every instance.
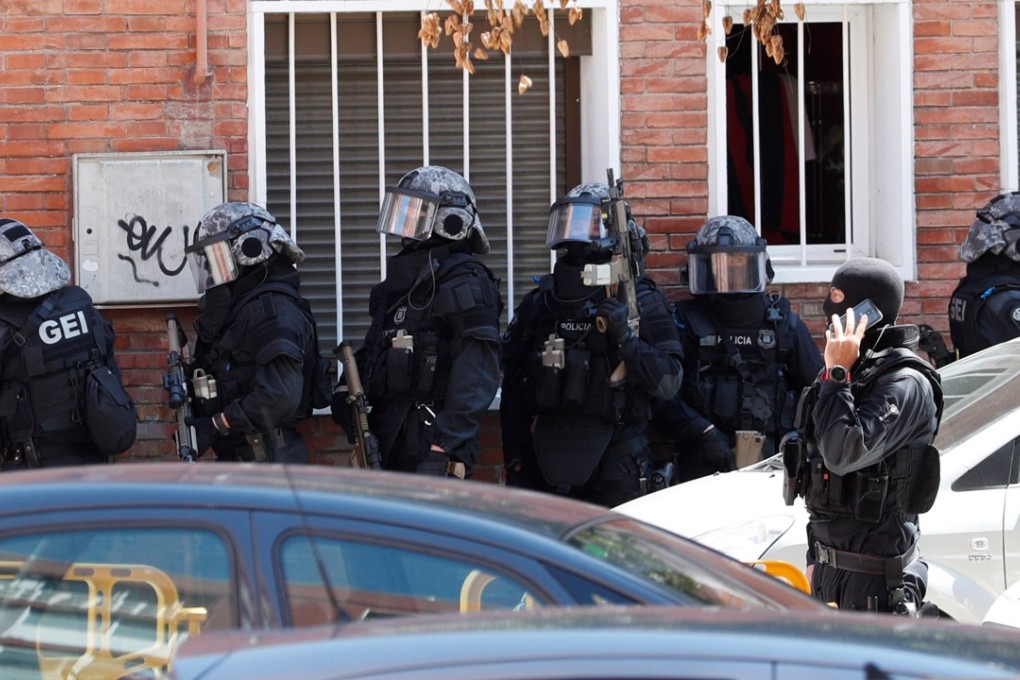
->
[827,365,850,384]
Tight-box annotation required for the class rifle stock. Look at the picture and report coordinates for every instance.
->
[336,342,383,470]
[594,168,642,385]
[163,314,198,462]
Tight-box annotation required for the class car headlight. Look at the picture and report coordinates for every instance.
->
[694,514,795,561]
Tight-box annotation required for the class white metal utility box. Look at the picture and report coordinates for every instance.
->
[73,150,227,306]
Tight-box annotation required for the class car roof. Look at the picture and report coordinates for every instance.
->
[172,606,1020,679]
[0,463,600,540]
[936,336,1020,452]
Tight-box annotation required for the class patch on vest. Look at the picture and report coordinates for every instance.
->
[1012,306,1020,324]
[393,305,407,325]
[557,318,593,339]
[757,329,777,350]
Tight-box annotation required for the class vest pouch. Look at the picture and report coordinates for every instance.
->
[84,366,138,455]
[309,354,333,410]
[711,375,740,425]
[0,383,33,447]
[905,445,941,514]
[853,471,889,523]
[415,332,439,394]
[806,459,828,508]
[385,346,415,395]
[561,348,590,410]
[533,356,563,411]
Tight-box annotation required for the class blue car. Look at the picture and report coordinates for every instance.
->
[171,606,1020,680]
[0,463,825,678]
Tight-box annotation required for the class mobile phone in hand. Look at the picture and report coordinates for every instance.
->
[829,298,884,333]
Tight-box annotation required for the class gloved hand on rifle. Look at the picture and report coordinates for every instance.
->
[185,413,227,456]
[330,384,358,445]
[597,297,635,346]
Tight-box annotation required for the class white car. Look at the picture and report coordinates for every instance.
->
[617,336,1020,625]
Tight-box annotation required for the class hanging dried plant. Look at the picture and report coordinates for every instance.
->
[419,0,580,91]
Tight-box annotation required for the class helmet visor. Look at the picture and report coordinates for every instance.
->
[376,187,439,241]
[186,233,239,293]
[546,199,607,249]
[687,249,768,294]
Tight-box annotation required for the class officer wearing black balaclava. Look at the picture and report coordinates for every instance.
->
[500,183,683,507]
[184,201,319,463]
[789,257,943,615]
[331,166,502,479]
[652,215,822,482]
[949,191,1020,357]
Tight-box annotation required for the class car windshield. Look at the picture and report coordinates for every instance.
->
[562,517,801,610]
[935,339,1020,452]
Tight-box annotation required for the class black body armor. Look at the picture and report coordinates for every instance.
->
[790,348,943,523]
[0,286,117,466]
[677,295,797,446]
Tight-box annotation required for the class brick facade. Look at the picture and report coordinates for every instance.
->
[0,0,1004,477]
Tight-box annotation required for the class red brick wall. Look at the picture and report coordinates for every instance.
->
[0,1,1006,474]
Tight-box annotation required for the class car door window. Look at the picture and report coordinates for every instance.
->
[952,439,1018,491]
[0,527,233,678]
[278,534,540,625]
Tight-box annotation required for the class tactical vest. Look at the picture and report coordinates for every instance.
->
[197,283,320,423]
[521,275,653,424]
[0,286,111,458]
[949,272,1020,357]
[797,348,943,523]
[679,295,795,438]
[361,252,498,405]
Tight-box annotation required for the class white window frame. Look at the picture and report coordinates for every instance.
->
[1001,0,1018,193]
[706,0,915,284]
[245,0,619,331]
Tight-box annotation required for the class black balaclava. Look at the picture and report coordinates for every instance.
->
[823,257,904,330]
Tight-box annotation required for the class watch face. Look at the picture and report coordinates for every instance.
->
[829,366,848,382]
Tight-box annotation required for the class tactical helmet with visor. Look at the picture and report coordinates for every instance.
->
[546,183,614,252]
[0,218,71,298]
[186,202,304,293]
[687,215,769,295]
[376,166,489,254]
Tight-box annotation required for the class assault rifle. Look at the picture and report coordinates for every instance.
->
[336,342,383,470]
[164,314,197,463]
[918,324,956,368]
[591,168,643,385]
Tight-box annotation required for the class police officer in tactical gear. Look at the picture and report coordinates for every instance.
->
[500,183,683,507]
[652,216,822,482]
[786,258,943,614]
[184,202,319,463]
[0,218,136,468]
[331,166,502,478]
[949,191,1020,358]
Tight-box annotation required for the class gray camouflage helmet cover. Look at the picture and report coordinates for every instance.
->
[959,192,1020,263]
[378,166,489,255]
[686,215,770,295]
[195,202,304,266]
[0,218,71,298]
[186,202,304,292]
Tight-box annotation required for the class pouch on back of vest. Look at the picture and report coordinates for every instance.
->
[85,366,138,455]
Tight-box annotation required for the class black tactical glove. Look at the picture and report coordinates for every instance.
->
[698,424,736,472]
[185,415,220,456]
[330,385,358,445]
[596,297,634,346]
[416,449,452,477]
[504,458,534,488]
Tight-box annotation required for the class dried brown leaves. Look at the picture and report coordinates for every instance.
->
[420,0,583,89]
[707,0,807,66]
